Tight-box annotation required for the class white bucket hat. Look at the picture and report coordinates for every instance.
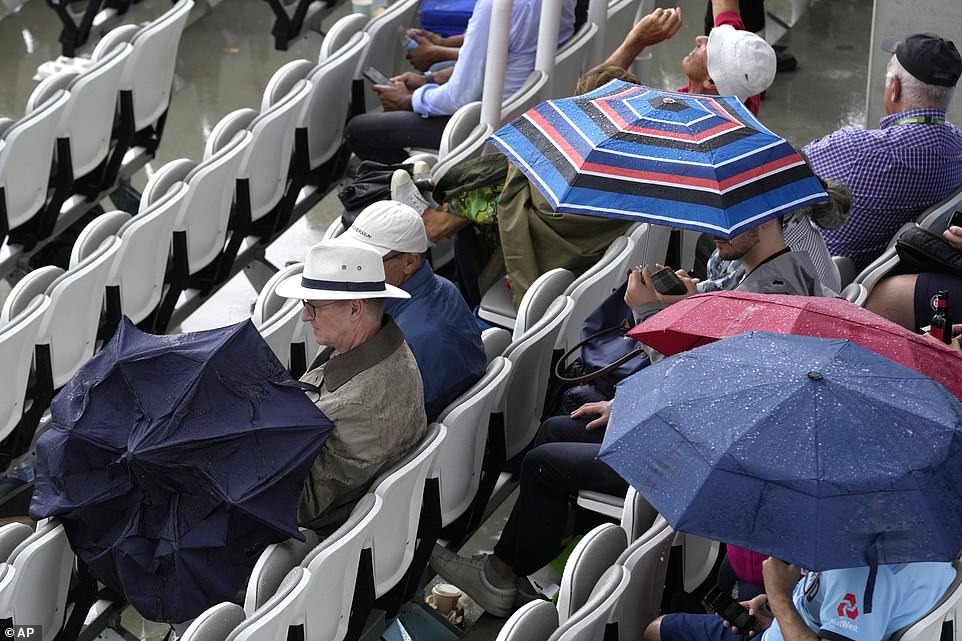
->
[336,200,429,256]
[275,240,410,301]
[707,25,777,103]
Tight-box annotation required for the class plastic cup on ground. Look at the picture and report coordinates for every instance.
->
[432,583,462,615]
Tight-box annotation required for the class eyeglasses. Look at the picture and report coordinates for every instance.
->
[301,299,340,320]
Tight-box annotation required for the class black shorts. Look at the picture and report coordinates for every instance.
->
[913,272,962,329]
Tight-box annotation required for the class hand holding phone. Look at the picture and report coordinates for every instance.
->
[650,266,688,295]
[948,210,962,231]
[704,587,758,632]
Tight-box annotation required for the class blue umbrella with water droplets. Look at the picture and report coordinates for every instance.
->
[599,330,962,570]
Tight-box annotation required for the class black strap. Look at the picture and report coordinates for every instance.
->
[553,319,646,385]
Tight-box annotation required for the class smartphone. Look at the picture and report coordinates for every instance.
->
[650,266,688,295]
[363,66,391,85]
[948,210,962,230]
[703,586,758,632]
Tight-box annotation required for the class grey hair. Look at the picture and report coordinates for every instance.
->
[886,55,955,110]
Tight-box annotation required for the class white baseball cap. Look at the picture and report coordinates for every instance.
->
[707,25,777,103]
[336,200,429,257]
[275,240,409,301]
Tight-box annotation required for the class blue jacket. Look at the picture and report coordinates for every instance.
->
[385,262,486,421]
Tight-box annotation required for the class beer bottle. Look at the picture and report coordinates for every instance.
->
[931,290,953,345]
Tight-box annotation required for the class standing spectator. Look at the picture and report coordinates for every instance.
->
[804,33,962,271]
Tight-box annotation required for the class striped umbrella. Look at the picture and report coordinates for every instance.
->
[489,81,828,238]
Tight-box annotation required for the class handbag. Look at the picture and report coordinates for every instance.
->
[554,280,650,399]
[895,225,962,278]
[337,161,415,227]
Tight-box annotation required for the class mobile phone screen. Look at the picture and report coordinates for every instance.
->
[363,67,391,85]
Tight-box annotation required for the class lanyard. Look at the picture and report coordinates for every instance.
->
[891,115,945,126]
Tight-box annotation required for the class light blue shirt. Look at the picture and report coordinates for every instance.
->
[762,563,955,641]
[411,0,576,117]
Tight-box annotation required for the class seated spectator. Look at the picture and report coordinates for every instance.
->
[334,201,486,421]
[646,557,955,641]
[630,214,835,325]
[344,0,577,164]
[430,210,832,617]
[804,33,962,271]
[698,180,852,295]
[276,240,427,534]
[866,223,962,330]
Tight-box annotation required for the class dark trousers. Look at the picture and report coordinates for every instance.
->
[344,110,451,165]
[493,415,628,576]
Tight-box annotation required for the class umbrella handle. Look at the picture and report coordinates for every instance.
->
[554,320,646,385]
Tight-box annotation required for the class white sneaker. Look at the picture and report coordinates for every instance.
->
[411,160,432,182]
[391,169,432,215]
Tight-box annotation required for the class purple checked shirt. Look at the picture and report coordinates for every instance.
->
[803,108,962,271]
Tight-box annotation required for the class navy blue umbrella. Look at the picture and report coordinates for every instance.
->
[30,318,333,623]
[599,331,962,571]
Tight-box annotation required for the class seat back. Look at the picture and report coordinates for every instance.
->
[253,263,306,369]
[0,521,74,641]
[496,600,560,641]
[551,565,630,641]
[435,357,513,526]
[916,182,962,230]
[43,235,122,387]
[620,487,658,543]
[439,102,484,159]
[318,14,368,61]
[70,211,129,266]
[481,327,512,364]
[244,529,320,614]
[244,80,313,221]
[111,182,188,323]
[61,42,133,178]
[892,560,962,641]
[613,519,674,638]
[304,32,371,168]
[551,22,599,98]
[180,603,247,641]
[369,423,446,597]
[1,269,61,323]
[558,236,635,352]
[0,90,70,230]
[557,523,628,623]
[0,296,50,441]
[359,0,422,113]
[501,296,574,459]
[300,494,382,641]
[0,523,33,564]
[122,0,194,131]
[626,223,672,271]
[178,130,253,275]
[514,268,576,339]
[229,568,312,641]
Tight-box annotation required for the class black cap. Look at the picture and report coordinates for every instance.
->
[881,33,961,87]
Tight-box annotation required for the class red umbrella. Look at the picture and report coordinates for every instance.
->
[628,291,962,399]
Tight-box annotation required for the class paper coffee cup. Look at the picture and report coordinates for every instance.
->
[432,583,462,615]
[352,0,372,15]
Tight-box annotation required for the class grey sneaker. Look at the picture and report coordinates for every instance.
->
[390,169,431,215]
[429,545,516,617]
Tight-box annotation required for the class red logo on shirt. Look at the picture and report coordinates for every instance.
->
[837,594,859,619]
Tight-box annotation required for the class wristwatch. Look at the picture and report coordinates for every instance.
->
[425,71,435,84]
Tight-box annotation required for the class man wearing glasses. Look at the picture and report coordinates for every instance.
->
[276,239,426,534]
[336,201,486,422]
